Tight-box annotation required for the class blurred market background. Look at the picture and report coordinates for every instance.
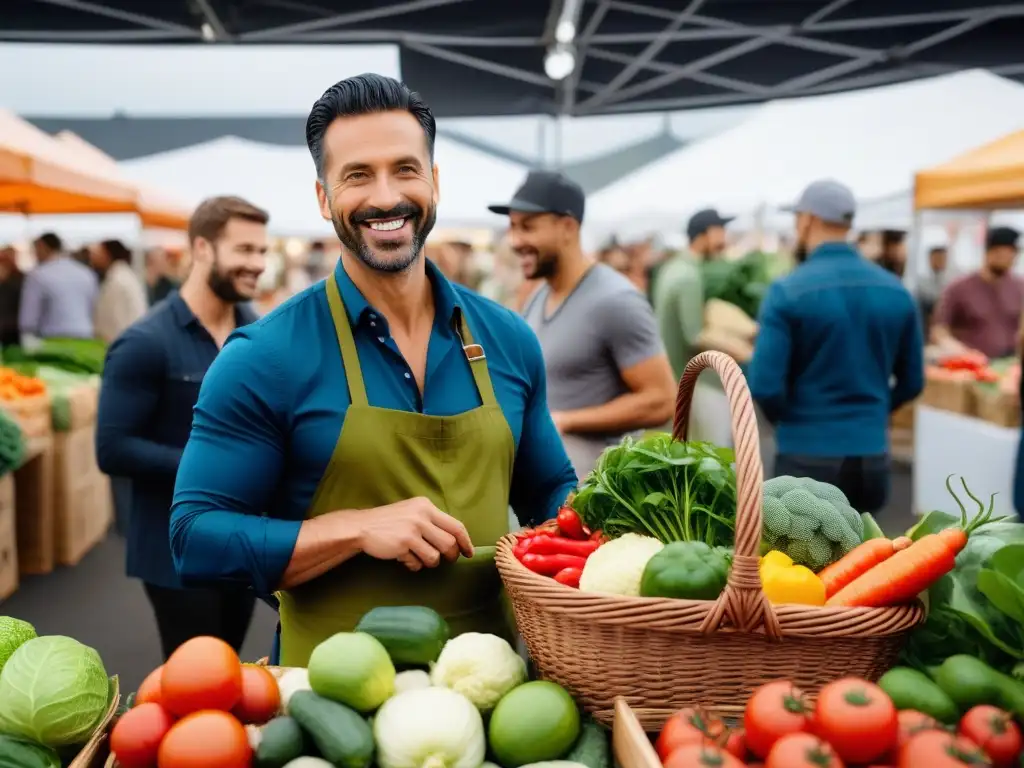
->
[2,0,1024,690]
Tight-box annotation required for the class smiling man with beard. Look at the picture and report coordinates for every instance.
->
[169,74,577,667]
[96,195,269,660]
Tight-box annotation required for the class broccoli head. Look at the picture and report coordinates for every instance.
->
[761,475,864,570]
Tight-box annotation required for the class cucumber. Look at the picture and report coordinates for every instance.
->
[256,716,308,768]
[288,691,374,768]
[878,668,959,723]
[565,720,610,768]
[355,605,451,666]
[0,735,60,768]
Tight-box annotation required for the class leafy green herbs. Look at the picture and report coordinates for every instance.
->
[700,251,772,320]
[900,510,1024,679]
[571,432,737,547]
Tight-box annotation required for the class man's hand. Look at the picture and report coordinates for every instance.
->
[351,497,474,572]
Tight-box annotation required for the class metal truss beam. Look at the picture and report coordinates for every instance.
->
[559,0,609,115]
[193,0,230,40]
[237,0,470,41]
[28,0,199,34]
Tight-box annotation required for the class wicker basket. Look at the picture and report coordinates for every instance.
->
[497,351,925,729]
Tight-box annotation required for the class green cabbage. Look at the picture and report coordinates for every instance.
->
[0,636,109,747]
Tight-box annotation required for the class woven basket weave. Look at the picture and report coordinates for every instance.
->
[497,351,925,729]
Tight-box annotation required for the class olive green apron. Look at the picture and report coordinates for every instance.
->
[277,273,516,667]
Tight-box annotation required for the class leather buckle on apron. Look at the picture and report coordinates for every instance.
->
[454,323,486,362]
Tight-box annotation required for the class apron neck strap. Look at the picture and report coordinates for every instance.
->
[326,273,370,407]
[453,308,498,407]
[326,272,499,409]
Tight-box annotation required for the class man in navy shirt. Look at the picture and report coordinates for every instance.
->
[747,180,924,513]
[96,196,270,660]
[170,74,577,667]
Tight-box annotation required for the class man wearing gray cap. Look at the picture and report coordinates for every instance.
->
[747,180,924,513]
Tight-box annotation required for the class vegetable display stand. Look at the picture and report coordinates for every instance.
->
[0,471,17,599]
[13,434,56,575]
[0,393,52,440]
[612,698,660,768]
[496,351,926,729]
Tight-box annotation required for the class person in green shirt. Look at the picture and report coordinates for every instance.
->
[652,209,733,444]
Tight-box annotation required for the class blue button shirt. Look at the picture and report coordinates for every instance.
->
[747,242,924,457]
[170,260,577,593]
[96,293,258,588]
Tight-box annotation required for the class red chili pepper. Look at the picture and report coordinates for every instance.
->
[589,529,608,543]
[520,553,588,576]
[527,535,600,558]
[553,567,583,588]
[556,506,588,539]
[513,539,532,560]
[517,528,545,540]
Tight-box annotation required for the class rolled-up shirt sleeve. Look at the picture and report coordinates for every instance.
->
[508,317,577,525]
[170,331,302,593]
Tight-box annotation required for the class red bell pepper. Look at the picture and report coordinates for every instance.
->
[526,535,600,558]
[520,553,588,576]
[553,567,583,588]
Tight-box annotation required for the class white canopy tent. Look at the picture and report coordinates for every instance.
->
[118,136,526,237]
[585,69,1024,243]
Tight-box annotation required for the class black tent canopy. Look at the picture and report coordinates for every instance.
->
[7,0,1024,116]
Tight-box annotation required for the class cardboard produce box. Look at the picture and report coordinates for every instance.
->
[974,385,1021,428]
[54,424,112,566]
[921,371,975,415]
[0,393,53,439]
[14,435,55,575]
[0,472,17,600]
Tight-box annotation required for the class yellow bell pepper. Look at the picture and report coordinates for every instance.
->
[759,550,826,606]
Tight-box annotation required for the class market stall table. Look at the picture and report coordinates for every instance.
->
[914,404,1018,517]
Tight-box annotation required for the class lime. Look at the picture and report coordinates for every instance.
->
[307,632,396,712]
[488,681,580,767]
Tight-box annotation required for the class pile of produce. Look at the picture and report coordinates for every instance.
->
[110,605,610,768]
[652,675,1022,767]
[1,338,107,376]
[700,251,772,321]
[0,616,116,765]
[0,409,25,476]
[0,367,47,403]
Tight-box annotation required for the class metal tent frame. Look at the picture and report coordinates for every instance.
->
[7,0,1024,116]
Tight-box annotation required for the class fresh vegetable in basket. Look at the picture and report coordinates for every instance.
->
[827,477,1001,608]
[761,476,864,571]
[572,433,737,547]
[640,541,730,600]
[817,535,913,598]
[758,551,825,606]
[578,534,664,596]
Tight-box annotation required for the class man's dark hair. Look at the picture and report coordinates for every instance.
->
[928,246,947,257]
[36,232,62,252]
[305,73,436,180]
[101,239,132,263]
[986,226,1020,251]
[881,229,906,248]
[188,195,269,246]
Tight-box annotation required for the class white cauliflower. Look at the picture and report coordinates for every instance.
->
[579,534,664,596]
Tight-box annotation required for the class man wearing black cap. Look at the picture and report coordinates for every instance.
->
[652,208,737,444]
[932,226,1023,359]
[748,180,924,514]
[491,170,675,479]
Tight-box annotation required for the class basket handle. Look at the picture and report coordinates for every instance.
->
[672,351,781,639]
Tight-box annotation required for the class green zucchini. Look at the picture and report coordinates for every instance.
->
[0,735,60,768]
[565,720,610,768]
[256,716,309,768]
[355,605,451,666]
[287,691,374,768]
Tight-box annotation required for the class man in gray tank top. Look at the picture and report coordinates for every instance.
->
[490,172,676,480]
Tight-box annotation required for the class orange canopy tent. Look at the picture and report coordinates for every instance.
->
[914,129,1024,210]
[55,131,192,230]
[0,110,137,215]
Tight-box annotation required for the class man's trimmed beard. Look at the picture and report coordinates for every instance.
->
[331,198,438,274]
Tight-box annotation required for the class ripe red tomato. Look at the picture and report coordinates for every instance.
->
[161,637,243,717]
[723,729,746,760]
[765,733,843,768]
[663,743,745,768]
[899,730,992,768]
[813,677,898,764]
[157,710,251,768]
[136,666,164,706]
[875,710,945,764]
[959,705,1022,767]
[232,665,281,725]
[743,681,812,758]
[656,708,729,761]
[111,702,175,768]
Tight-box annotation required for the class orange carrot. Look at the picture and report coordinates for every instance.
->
[818,536,912,598]
[826,476,1002,608]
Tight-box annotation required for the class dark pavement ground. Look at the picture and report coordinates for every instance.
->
[0,452,917,696]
